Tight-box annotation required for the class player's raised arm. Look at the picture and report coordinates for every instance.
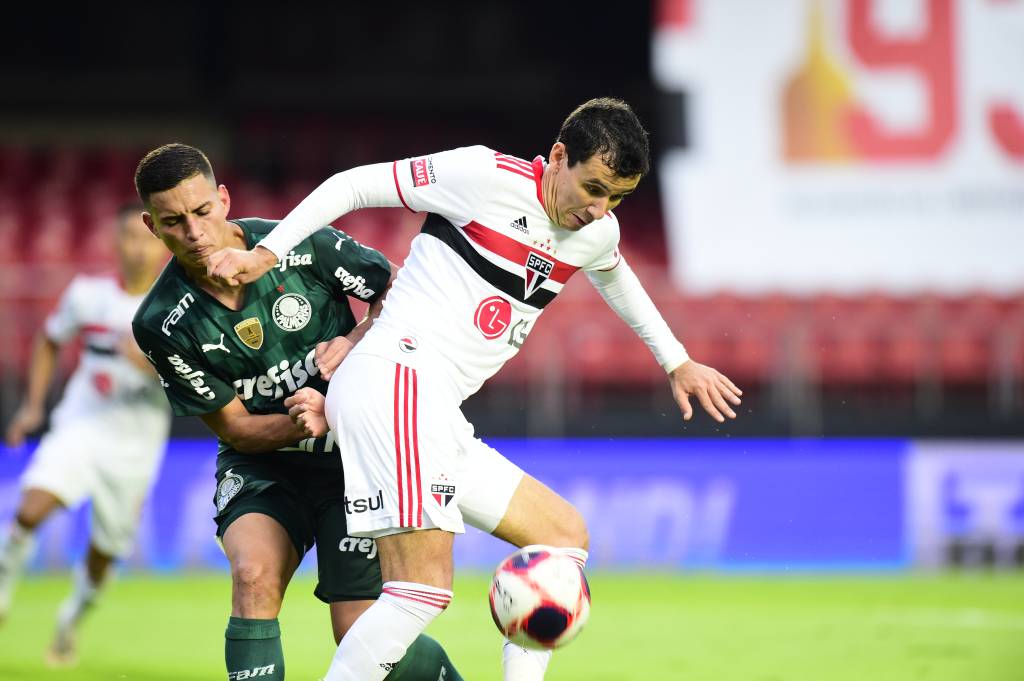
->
[585,255,742,423]
[206,163,402,286]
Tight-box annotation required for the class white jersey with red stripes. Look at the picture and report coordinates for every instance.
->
[44,274,170,430]
[352,145,620,401]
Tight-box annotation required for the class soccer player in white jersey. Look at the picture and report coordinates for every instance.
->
[0,205,171,666]
[208,98,743,681]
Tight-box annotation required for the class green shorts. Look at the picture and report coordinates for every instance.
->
[212,460,382,603]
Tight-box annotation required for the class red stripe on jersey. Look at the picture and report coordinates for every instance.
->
[392,161,413,213]
[411,368,422,527]
[494,152,533,170]
[80,324,114,335]
[496,163,535,181]
[461,221,579,284]
[403,367,413,527]
[393,364,404,526]
[532,156,546,209]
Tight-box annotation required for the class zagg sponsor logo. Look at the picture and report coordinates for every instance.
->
[232,348,320,401]
[409,156,436,187]
[166,354,217,401]
[275,250,313,273]
[333,266,375,299]
[161,293,195,336]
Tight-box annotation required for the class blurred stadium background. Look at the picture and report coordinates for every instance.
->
[1,1,1023,679]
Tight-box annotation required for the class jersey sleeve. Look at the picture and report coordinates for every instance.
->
[43,276,86,343]
[309,228,392,303]
[132,321,235,417]
[391,145,496,224]
[581,212,623,272]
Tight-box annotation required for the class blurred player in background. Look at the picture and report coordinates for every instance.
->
[0,204,171,666]
[131,143,462,681]
[208,97,743,681]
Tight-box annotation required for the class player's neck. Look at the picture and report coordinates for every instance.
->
[186,268,247,310]
[539,166,559,226]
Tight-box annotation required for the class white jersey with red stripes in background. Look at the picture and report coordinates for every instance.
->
[43,274,169,433]
[351,145,621,401]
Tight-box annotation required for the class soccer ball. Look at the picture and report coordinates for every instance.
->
[488,546,591,650]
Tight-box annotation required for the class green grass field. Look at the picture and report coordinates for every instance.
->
[0,572,1021,680]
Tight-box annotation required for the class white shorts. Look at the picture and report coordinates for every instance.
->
[325,353,524,538]
[20,418,167,557]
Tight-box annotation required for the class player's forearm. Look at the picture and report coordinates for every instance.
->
[21,332,60,410]
[220,412,309,454]
[586,258,689,373]
[258,163,403,260]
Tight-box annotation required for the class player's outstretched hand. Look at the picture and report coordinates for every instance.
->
[5,404,44,448]
[668,360,743,423]
[315,336,355,381]
[206,245,278,286]
[284,387,329,438]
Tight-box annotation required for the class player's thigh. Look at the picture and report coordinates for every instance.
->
[14,487,65,528]
[375,528,454,588]
[215,466,314,585]
[456,431,525,534]
[329,599,374,644]
[490,474,589,550]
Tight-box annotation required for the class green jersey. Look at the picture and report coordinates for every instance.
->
[132,218,390,469]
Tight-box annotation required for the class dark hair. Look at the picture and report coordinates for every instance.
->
[134,143,215,204]
[556,97,650,178]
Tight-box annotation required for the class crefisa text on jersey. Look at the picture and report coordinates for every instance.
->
[333,266,375,299]
[232,349,320,400]
[274,250,313,273]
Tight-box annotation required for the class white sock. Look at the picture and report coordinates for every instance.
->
[0,522,37,614]
[502,546,588,681]
[503,641,552,681]
[56,564,105,631]
[323,581,452,681]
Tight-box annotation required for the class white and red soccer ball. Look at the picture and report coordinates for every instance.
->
[488,546,591,650]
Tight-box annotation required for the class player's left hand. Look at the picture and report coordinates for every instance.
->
[284,387,329,438]
[668,360,743,423]
[315,336,354,381]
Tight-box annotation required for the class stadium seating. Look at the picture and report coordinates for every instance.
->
[3,145,1022,400]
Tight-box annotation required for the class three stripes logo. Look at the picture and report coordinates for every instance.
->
[524,251,555,299]
[509,215,529,234]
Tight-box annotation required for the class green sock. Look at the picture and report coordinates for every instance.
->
[225,616,284,679]
[384,634,463,681]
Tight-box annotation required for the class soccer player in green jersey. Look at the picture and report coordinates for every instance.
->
[131,144,462,681]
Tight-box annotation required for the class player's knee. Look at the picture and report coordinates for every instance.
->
[545,503,588,551]
[230,559,285,614]
[561,506,589,551]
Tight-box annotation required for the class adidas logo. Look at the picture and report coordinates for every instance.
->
[509,215,529,234]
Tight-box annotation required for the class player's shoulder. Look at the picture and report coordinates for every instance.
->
[132,260,193,332]
[233,217,279,244]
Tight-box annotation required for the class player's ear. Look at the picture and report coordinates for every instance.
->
[549,142,567,168]
[218,184,231,217]
[141,212,158,236]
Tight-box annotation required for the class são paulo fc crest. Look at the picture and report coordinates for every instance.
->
[216,469,244,512]
[234,317,264,350]
[524,252,554,299]
[431,474,456,507]
[272,293,312,332]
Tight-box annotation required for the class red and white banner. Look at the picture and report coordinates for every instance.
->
[654,0,1024,294]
